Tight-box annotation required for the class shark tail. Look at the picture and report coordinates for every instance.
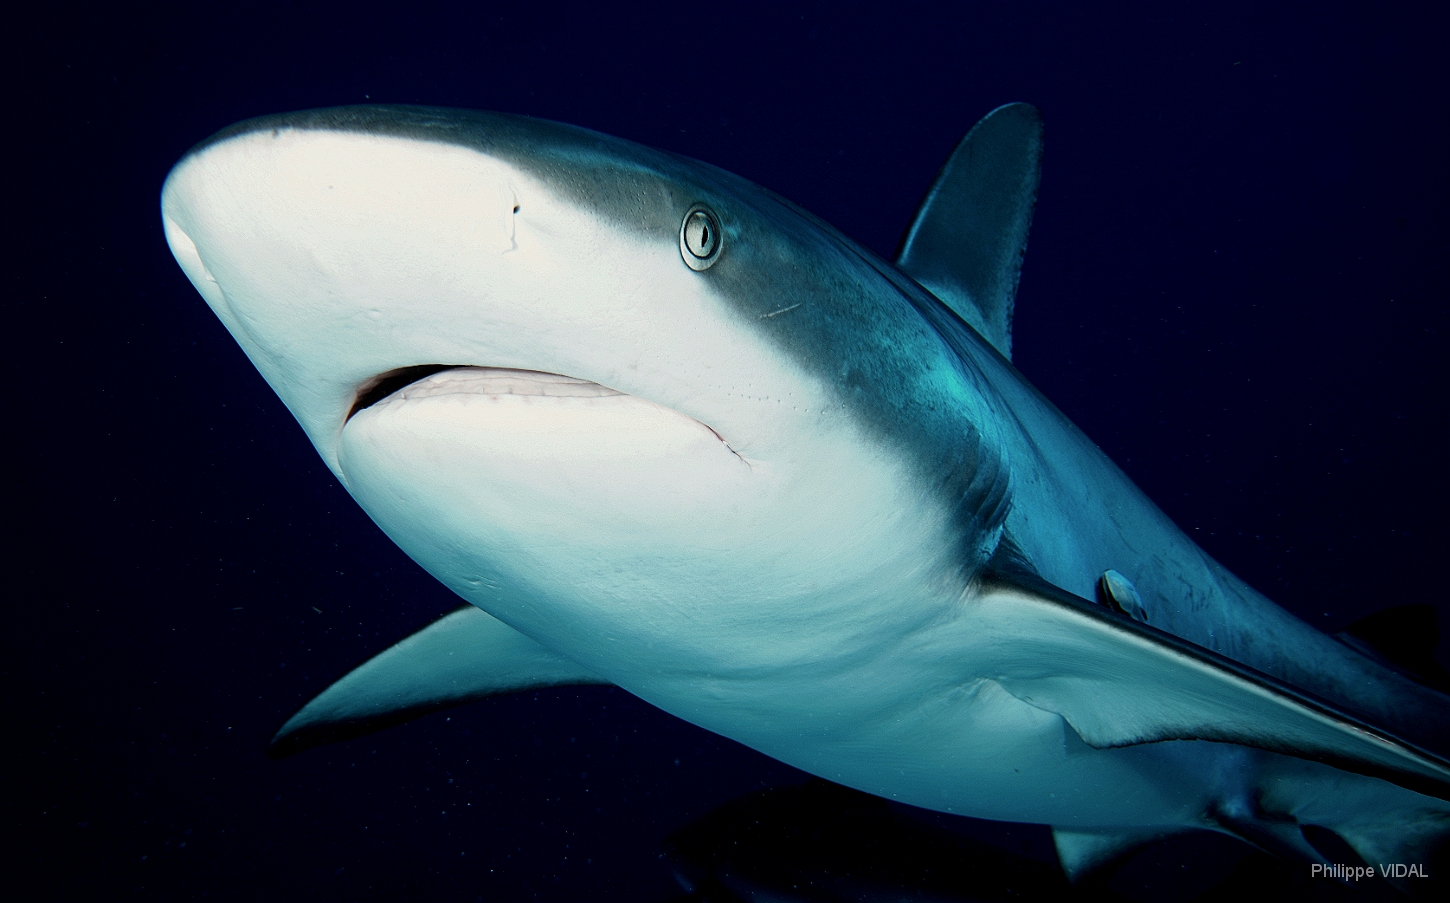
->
[1325,802,1449,898]
[1232,753,1450,899]
[1054,756,1449,898]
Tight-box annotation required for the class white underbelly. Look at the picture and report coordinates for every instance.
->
[634,664,1225,829]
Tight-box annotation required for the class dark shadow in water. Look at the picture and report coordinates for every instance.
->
[655,780,1411,902]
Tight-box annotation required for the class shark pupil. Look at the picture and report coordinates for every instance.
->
[679,206,723,270]
[687,214,711,254]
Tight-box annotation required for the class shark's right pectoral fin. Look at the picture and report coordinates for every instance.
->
[973,574,1450,801]
[268,606,608,757]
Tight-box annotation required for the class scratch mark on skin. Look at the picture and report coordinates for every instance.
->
[702,422,755,471]
[759,303,801,320]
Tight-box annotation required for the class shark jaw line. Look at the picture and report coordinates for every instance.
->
[346,365,744,459]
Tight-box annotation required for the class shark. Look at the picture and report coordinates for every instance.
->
[161,103,1449,890]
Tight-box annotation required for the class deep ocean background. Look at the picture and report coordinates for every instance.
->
[7,2,1448,900]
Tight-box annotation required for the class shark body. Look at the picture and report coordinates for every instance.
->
[162,104,1449,884]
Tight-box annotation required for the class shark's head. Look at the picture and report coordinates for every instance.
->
[161,106,1011,702]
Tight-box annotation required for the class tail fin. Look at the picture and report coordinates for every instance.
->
[1254,752,1450,899]
[1331,808,1449,899]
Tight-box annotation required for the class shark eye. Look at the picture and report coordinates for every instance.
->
[679,204,724,271]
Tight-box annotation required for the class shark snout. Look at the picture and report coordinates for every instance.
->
[160,124,592,473]
[160,107,851,495]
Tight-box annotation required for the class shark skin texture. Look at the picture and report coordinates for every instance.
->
[161,103,1449,890]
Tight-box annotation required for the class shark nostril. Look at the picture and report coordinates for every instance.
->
[349,365,457,421]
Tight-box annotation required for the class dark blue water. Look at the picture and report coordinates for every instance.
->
[10,2,1446,899]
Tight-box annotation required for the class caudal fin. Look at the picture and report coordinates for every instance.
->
[1330,808,1449,899]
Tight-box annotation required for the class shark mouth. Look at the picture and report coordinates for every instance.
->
[347,366,630,422]
[346,366,740,458]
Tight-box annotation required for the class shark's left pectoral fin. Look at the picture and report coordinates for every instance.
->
[973,575,1450,799]
[268,606,608,757]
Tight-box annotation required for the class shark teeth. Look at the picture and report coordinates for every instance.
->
[346,366,748,463]
[388,367,625,402]
[348,366,627,422]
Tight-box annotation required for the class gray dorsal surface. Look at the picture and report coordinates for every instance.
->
[269,606,607,757]
[895,102,1043,359]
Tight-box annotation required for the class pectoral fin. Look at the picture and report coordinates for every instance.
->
[268,605,608,757]
[971,575,1450,800]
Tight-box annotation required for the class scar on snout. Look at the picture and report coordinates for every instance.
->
[759,303,801,320]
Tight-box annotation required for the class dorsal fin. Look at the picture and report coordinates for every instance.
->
[895,102,1043,359]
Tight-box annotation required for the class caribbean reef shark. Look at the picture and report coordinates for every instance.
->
[162,103,1449,890]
